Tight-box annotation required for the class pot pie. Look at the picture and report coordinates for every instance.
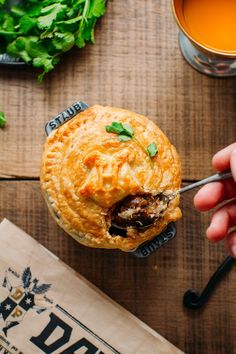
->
[40,105,181,251]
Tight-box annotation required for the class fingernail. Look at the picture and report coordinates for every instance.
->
[206,227,216,242]
[231,245,236,258]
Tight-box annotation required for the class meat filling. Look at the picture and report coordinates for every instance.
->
[111,193,170,229]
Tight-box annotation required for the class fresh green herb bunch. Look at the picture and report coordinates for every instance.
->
[0,0,106,81]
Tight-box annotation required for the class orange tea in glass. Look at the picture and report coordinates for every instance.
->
[172,0,236,77]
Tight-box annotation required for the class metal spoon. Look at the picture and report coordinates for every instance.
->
[164,170,233,202]
[178,170,232,195]
[111,170,233,230]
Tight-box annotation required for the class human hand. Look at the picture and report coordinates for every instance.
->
[194,143,236,258]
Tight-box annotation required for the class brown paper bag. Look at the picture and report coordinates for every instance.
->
[0,219,184,354]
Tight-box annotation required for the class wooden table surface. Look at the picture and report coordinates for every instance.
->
[0,1,235,353]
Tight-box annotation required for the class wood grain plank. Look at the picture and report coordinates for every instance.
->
[0,0,235,179]
[0,181,235,354]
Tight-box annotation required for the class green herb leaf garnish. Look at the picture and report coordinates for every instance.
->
[105,122,134,137]
[147,142,158,158]
[122,123,134,137]
[118,135,132,142]
[106,122,124,134]
[105,121,158,168]
[0,111,6,128]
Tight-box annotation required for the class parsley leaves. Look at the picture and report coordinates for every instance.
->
[105,122,134,138]
[105,121,158,166]
[0,111,6,128]
[147,142,158,157]
[119,135,132,142]
[0,0,107,81]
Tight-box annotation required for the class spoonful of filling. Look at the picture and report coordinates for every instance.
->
[111,171,232,231]
[111,193,171,230]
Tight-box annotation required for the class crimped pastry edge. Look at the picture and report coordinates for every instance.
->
[40,105,182,251]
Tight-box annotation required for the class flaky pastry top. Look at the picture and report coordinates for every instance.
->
[40,105,181,251]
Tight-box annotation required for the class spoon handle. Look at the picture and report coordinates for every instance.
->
[179,171,233,194]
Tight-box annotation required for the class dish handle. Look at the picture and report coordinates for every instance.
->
[45,101,89,136]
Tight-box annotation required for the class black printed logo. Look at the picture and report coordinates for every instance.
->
[0,267,52,337]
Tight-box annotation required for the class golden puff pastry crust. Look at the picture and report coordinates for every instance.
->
[40,105,182,251]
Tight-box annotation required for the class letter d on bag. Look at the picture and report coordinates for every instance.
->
[30,312,72,353]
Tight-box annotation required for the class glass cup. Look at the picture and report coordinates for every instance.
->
[172,0,236,77]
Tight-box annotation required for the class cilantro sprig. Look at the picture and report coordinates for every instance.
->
[105,121,158,167]
[147,142,158,157]
[0,0,107,81]
[0,111,6,128]
[106,122,134,141]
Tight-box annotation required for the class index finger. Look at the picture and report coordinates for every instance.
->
[194,179,236,211]
[212,143,236,172]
